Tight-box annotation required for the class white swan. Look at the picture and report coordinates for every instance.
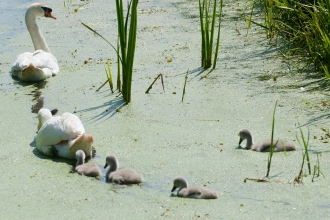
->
[11,3,59,81]
[238,128,296,152]
[104,154,143,184]
[36,108,93,159]
[75,150,101,177]
[171,177,218,199]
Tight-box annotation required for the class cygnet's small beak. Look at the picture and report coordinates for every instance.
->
[104,163,109,169]
[171,186,177,192]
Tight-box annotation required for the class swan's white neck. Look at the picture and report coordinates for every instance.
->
[25,7,50,52]
[37,109,53,131]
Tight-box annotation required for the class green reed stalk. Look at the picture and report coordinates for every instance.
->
[296,128,311,175]
[199,0,222,69]
[245,0,256,35]
[212,0,223,69]
[117,38,121,92]
[82,0,138,103]
[116,0,138,104]
[266,100,277,177]
[105,59,114,93]
[312,153,325,182]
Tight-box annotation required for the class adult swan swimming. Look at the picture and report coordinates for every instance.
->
[11,3,59,81]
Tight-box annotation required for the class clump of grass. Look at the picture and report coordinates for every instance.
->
[250,0,330,77]
[198,0,223,69]
[82,0,138,104]
[265,100,278,177]
[95,59,114,93]
[116,0,139,104]
[312,152,325,182]
[296,127,311,175]
[105,59,114,93]
[294,127,311,184]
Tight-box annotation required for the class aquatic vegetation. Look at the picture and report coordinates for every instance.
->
[198,0,223,69]
[105,59,114,93]
[266,100,278,177]
[96,59,114,93]
[181,69,189,102]
[116,0,139,104]
[294,127,311,184]
[145,74,164,94]
[82,0,138,104]
[296,127,311,175]
[312,152,325,182]
[249,0,330,78]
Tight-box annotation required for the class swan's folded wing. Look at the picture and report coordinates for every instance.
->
[36,116,65,147]
[60,112,85,139]
[11,52,34,74]
[31,50,59,75]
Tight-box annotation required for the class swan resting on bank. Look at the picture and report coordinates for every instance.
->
[171,177,218,199]
[238,128,296,152]
[11,3,59,81]
[36,108,93,159]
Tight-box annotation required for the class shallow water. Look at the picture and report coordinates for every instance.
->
[1,0,330,219]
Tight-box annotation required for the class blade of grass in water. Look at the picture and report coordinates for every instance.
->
[212,0,223,69]
[266,100,277,177]
[182,69,189,102]
[296,127,311,175]
[106,59,114,93]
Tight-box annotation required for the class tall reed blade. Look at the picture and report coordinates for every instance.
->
[212,0,223,69]
[106,59,114,93]
[199,0,222,69]
[115,0,139,104]
[182,69,189,102]
[266,100,277,177]
[296,127,311,175]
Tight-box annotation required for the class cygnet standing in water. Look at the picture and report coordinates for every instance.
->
[171,177,218,199]
[238,128,296,152]
[104,154,143,184]
[75,150,101,177]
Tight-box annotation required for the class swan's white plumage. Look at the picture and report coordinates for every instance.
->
[36,108,93,159]
[11,3,59,81]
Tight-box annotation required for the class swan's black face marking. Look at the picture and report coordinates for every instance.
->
[41,6,56,19]
[41,6,52,16]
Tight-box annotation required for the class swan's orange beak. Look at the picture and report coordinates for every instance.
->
[45,11,56,19]
[42,6,56,19]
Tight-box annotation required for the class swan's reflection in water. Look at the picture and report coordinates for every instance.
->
[30,80,47,114]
